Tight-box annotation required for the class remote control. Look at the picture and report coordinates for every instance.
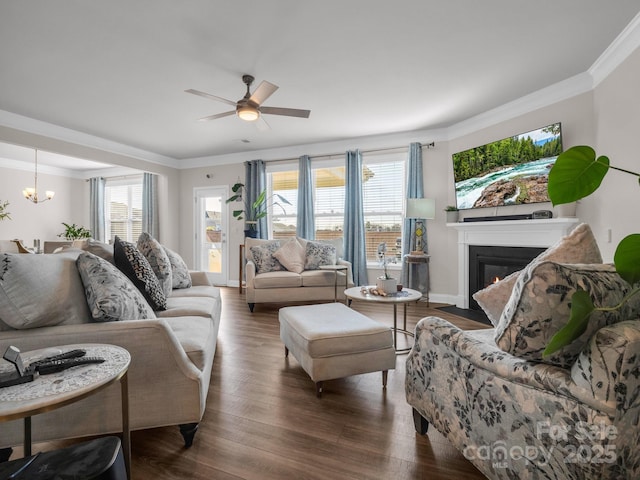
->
[29,349,86,367]
[36,357,105,375]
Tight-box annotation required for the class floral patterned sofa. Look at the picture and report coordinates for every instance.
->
[405,224,640,479]
[244,236,354,311]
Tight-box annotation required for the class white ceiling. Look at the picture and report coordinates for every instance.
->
[1,1,640,170]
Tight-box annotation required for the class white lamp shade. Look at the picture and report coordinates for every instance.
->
[406,198,435,219]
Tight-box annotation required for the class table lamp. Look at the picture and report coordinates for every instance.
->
[406,198,435,255]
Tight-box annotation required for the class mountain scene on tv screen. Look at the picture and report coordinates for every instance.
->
[453,124,562,209]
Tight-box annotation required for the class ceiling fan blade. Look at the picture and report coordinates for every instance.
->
[259,106,310,118]
[198,111,236,122]
[249,81,278,106]
[185,89,237,107]
[256,116,271,131]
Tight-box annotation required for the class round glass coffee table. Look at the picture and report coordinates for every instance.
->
[344,286,422,353]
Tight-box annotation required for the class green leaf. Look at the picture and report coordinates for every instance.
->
[543,290,594,356]
[614,234,640,285]
[225,194,241,204]
[273,193,292,206]
[547,146,610,205]
[253,190,266,206]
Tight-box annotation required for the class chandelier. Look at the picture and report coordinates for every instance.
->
[23,149,55,203]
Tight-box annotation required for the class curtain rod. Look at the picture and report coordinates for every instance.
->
[85,173,143,182]
[266,141,435,165]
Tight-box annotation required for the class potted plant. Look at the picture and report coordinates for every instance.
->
[225,182,291,238]
[58,222,92,241]
[376,253,397,294]
[0,200,10,221]
[445,205,459,223]
[544,145,640,355]
[206,226,221,242]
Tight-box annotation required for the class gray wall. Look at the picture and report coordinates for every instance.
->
[0,166,85,244]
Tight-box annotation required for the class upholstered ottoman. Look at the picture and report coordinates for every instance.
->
[279,303,396,397]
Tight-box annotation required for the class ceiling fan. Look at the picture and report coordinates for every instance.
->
[185,75,310,128]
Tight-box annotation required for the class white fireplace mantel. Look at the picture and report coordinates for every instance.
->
[448,218,580,308]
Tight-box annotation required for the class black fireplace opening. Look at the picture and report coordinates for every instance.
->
[468,245,545,311]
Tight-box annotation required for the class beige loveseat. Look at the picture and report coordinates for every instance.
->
[0,239,221,450]
[244,237,354,312]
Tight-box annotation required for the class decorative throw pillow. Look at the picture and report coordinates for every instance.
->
[81,238,115,264]
[473,223,602,326]
[318,237,344,260]
[137,232,173,297]
[114,236,167,310]
[163,246,192,289]
[77,252,156,322]
[494,261,640,367]
[304,241,337,270]
[250,242,285,274]
[273,237,306,273]
[0,253,92,330]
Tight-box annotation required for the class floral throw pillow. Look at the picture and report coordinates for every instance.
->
[77,252,156,322]
[114,236,167,310]
[495,261,640,367]
[163,246,192,289]
[250,242,285,274]
[273,237,306,273]
[473,223,602,326]
[137,232,173,297]
[304,241,337,270]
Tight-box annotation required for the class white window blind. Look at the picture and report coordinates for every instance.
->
[361,153,405,263]
[105,176,143,243]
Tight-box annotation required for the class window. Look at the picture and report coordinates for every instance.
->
[105,176,143,243]
[267,164,299,238]
[267,152,405,263]
[361,154,405,264]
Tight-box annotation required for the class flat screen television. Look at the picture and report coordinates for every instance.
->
[452,122,562,210]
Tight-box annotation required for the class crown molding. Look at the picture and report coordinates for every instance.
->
[0,109,178,169]
[590,11,640,87]
[179,128,449,169]
[0,157,80,178]
[444,72,594,141]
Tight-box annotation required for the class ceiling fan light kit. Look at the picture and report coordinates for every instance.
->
[237,104,259,122]
[186,74,310,126]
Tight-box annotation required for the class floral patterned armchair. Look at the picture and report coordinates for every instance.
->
[405,316,640,479]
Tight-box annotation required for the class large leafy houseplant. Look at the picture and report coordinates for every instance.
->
[225,182,291,231]
[544,145,640,355]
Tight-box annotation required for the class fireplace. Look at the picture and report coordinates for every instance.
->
[448,218,579,309]
[468,245,545,311]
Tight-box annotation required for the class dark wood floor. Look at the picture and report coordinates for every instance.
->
[19,288,490,479]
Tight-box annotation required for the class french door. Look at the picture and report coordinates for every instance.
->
[194,186,228,285]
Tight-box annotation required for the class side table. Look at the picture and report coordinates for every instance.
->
[319,264,349,302]
[0,344,132,479]
[404,254,430,305]
[344,286,422,353]
[239,244,245,294]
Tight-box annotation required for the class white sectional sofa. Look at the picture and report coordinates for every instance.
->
[244,236,354,311]
[0,237,221,449]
